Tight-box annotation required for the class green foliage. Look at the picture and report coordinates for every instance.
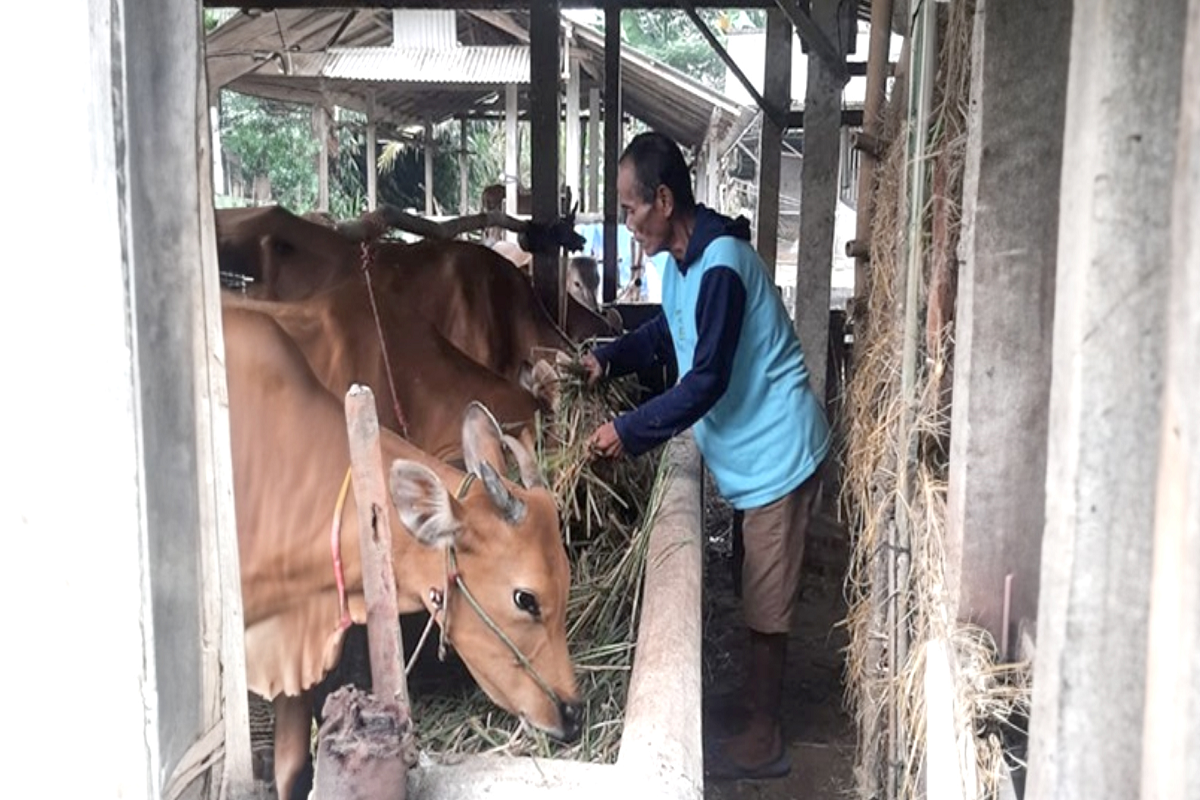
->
[219,91,319,212]
[617,9,765,91]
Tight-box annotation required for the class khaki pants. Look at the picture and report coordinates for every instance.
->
[735,472,822,634]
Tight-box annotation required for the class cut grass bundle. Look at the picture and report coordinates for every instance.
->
[408,362,668,765]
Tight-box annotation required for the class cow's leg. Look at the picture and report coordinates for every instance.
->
[273,691,314,800]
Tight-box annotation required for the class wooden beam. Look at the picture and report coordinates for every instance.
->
[677,0,785,130]
[529,0,562,321]
[602,1,621,303]
[773,0,847,83]
[755,8,790,280]
[786,108,864,129]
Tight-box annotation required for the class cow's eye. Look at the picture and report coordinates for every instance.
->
[513,589,541,619]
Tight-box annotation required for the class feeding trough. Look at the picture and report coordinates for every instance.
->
[404,434,704,800]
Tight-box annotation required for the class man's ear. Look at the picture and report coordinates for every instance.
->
[657,184,675,218]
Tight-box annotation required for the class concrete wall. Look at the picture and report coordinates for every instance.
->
[945,0,1071,655]
[1027,0,1188,798]
[1140,4,1200,798]
[0,1,251,797]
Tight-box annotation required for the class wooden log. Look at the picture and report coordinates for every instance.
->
[314,687,408,800]
[345,384,409,710]
[311,385,413,800]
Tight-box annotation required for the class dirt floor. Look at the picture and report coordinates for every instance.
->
[701,473,856,800]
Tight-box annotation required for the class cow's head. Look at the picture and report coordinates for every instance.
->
[388,403,581,742]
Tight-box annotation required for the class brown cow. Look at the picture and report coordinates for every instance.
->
[215,206,617,382]
[223,305,579,800]
[223,276,545,464]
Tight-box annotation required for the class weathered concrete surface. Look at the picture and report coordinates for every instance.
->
[945,0,1071,655]
[1140,5,1200,798]
[793,0,842,403]
[1027,1,1187,799]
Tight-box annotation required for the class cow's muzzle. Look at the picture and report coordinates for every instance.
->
[556,698,584,743]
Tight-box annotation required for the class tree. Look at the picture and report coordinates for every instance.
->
[618,9,765,91]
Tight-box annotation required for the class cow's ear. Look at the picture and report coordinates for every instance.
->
[389,460,462,547]
[462,401,507,477]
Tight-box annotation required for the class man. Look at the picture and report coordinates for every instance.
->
[584,131,830,779]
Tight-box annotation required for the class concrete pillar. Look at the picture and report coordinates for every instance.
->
[755,8,790,277]
[2,0,251,796]
[945,0,1071,656]
[1140,5,1200,799]
[793,0,843,403]
[1027,1,1187,798]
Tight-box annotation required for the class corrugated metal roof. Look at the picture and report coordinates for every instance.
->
[293,46,529,85]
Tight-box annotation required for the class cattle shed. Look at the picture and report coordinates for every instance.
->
[3,2,1199,800]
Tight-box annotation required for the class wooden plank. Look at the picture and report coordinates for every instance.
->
[755,7,790,280]
[602,0,621,303]
[529,0,562,321]
[924,638,972,800]
[195,35,255,800]
[773,0,847,83]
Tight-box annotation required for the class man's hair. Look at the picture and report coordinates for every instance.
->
[619,131,696,214]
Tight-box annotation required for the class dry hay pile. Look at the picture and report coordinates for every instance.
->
[841,2,1030,798]
[409,362,667,764]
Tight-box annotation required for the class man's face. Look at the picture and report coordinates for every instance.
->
[618,162,673,257]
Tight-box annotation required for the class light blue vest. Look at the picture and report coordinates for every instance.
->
[662,236,830,509]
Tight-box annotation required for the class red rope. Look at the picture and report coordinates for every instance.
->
[359,241,409,438]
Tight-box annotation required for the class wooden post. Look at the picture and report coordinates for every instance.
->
[602,0,622,303]
[366,93,378,212]
[756,8,791,280]
[588,86,601,214]
[424,119,435,217]
[505,84,519,218]
[318,105,330,212]
[459,116,469,213]
[566,53,582,213]
[530,0,561,320]
[344,385,409,710]
[852,0,895,298]
[313,385,412,800]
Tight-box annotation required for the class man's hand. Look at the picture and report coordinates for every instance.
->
[580,352,605,386]
[587,421,625,459]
